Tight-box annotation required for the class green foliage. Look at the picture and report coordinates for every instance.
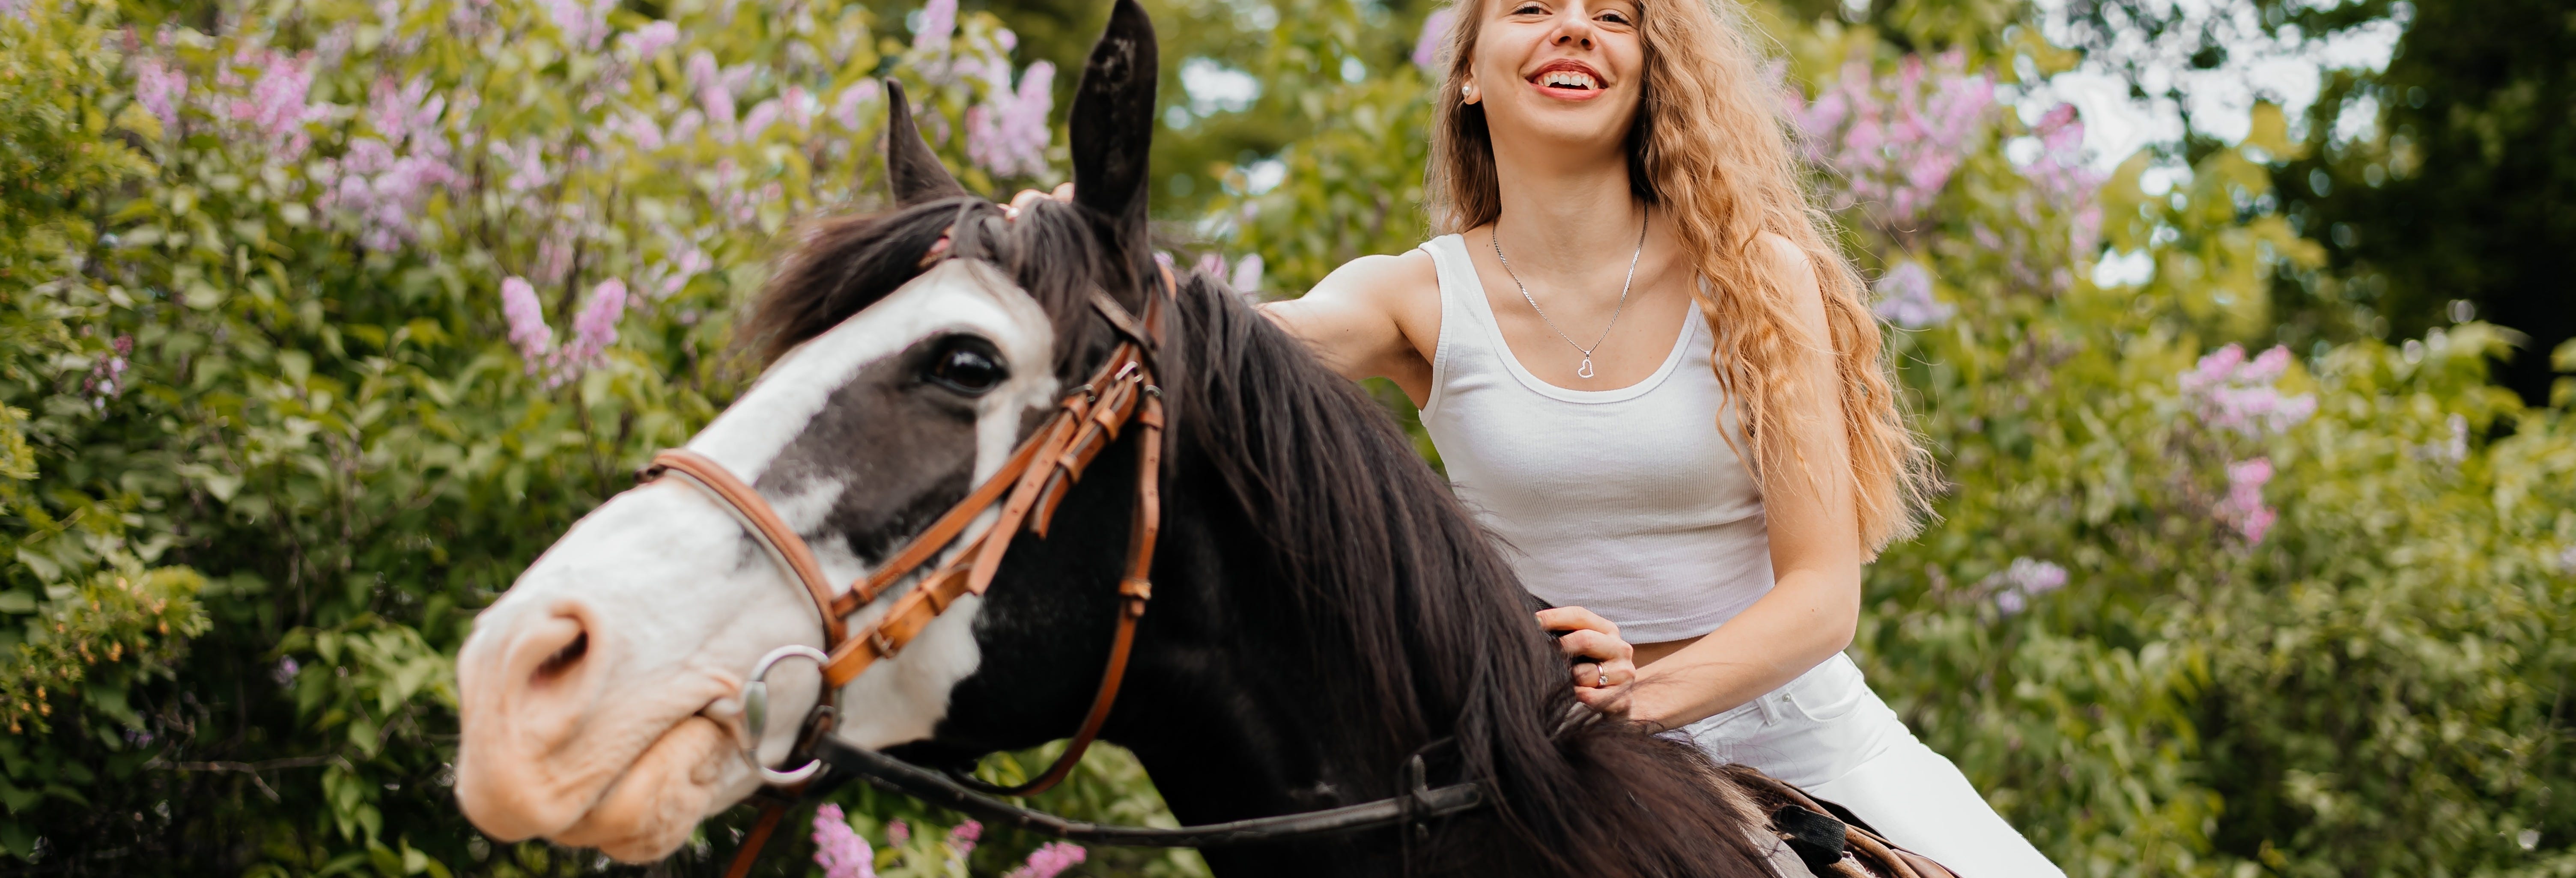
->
[2,0,2569,875]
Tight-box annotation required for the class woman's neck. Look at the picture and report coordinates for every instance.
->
[1486,137,1646,280]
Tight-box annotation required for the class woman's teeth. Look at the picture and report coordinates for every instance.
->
[1538,70,1598,89]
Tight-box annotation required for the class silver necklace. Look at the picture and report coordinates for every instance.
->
[1491,211,1649,380]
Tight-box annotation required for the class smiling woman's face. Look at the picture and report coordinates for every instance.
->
[1467,0,1649,159]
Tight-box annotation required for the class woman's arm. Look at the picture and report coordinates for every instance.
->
[1255,252,1441,402]
[1616,233,1865,731]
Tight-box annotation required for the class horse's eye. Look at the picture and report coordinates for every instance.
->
[926,338,1008,395]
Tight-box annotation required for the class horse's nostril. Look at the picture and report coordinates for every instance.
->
[534,630,590,682]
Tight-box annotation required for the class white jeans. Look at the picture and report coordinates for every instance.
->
[1674,653,2066,878]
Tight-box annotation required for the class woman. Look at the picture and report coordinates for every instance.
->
[1257,0,2064,873]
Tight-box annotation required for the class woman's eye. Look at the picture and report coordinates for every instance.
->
[926,339,1008,395]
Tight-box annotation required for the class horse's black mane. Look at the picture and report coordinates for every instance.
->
[745,199,1775,877]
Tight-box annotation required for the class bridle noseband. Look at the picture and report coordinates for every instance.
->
[638,246,1482,877]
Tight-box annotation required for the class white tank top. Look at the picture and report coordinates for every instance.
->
[1415,234,1774,643]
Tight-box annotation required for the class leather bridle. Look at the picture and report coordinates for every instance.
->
[639,246,1482,878]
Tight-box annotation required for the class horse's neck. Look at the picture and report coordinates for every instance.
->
[1114,494,1527,878]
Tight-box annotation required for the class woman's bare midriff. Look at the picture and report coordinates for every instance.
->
[1633,634,1704,668]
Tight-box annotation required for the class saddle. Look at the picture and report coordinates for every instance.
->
[1720,764,1962,878]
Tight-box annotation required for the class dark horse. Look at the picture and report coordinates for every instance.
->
[453,3,1801,875]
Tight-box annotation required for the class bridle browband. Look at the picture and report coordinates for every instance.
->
[639,242,1483,877]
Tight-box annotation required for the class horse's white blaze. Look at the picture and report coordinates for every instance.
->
[459,258,1061,846]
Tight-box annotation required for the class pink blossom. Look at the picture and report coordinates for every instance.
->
[620,20,679,58]
[1871,260,1950,328]
[1230,253,1264,297]
[569,278,626,357]
[832,81,881,131]
[1194,252,1227,280]
[913,0,957,55]
[966,60,1055,177]
[1985,557,2068,615]
[501,277,554,372]
[885,819,910,848]
[617,110,663,150]
[740,98,783,140]
[496,138,551,193]
[134,56,187,134]
[1005,842,1087,878]
[784,85,814,130]
[2180,345,2317,439]
[945,820,981,857]
[224,47,322,163]
[1413,7,1456,70]
[2218,458,2277,544]
[83,335,134,407]
[1790,54,1995,231]
[811,804,876,878]
[544,0,614,51]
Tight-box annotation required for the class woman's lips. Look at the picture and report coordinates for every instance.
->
[1526,60,1607,101]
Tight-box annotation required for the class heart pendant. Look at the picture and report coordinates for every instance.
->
[1577,357,1595,379]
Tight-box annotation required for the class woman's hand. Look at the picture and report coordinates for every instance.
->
[1536,606,1637,718]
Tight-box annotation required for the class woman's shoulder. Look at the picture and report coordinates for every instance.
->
[1304,244,1443,312]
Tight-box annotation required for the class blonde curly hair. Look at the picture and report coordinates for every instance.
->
[1424,0,1935,555]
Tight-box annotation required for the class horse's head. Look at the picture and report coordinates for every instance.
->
[451,2,1162,860]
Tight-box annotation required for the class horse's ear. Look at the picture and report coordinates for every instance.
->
[1069,0,1158,241]
[883,79,969,206]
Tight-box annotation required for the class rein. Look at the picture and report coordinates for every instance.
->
[640,256,1488,876]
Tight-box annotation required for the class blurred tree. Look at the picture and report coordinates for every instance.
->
[2053,0,2573,406]
[2272,0,2574,407]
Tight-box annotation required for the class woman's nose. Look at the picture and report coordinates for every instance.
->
[1553,16,1597,49]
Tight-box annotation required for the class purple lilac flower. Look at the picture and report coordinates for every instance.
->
[543,0,614,51]
[1788,54,1995,229]
[272,656,301,686]
[833,81,881,131]
[1870,260,1950,329]
[783,85,814,129]
[318,77,461,250]
[966,60,1056,177]
[811,804,876,878]
[617,110,664,150]
[914,0,957,55]
[620,20,680,58]
[2179,345,2317,439]
[1413,7,1456,70]
[224,47,322,163]
[945,820,982,857]
[558,278,627,377]
[1986,557,2069,615]
[501,277,554,373]
[740,98,783,141]
[1005,842,1087,878]
[83,335,134,407]
[496,138,551,193]
[2218,458,2277,544]
[1230,253,1264,297]
[134,56,187,134]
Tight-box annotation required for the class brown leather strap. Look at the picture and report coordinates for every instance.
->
[973,382,1163,796]
[722,800,789,878]
[650,449,847,647]
[835,436,1049,617]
